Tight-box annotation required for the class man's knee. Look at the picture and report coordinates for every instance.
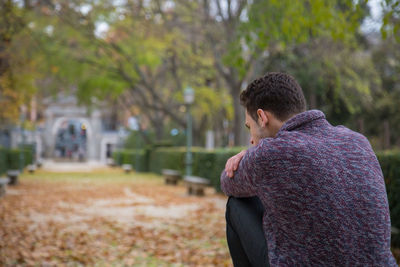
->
[226,196,264,226]
[226,197,254,225]
[226,196,238,212]
[225,196,235,225]
[226,197,242,218]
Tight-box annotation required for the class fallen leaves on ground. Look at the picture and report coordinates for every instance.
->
[0,170,232,266]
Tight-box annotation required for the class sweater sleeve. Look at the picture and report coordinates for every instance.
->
[220,146,261,197]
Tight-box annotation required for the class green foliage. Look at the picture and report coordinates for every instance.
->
[226,0,366,80]
[366,38,400,148]
[192,148,245,192]
[26,0,232,143]
[7,149,21,170]
[112,150,123,166]
[115,146,400,247]
[123,131,148,150]
[382,0,400,41]
[115,146,244,192]
[112,149,149,172]
[5,148,33,170]
[376,150,400,247]
[147,147,245,192]
[0,2,40,124]
[148,147,187,175]
[191,86,234,130]
[123,130,184,148]
[0,147,7,175]
[261,39,380,126]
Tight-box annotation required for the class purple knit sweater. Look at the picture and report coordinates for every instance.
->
[221,110,397,266]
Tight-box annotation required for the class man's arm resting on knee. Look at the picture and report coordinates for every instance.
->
[220,148,261,197]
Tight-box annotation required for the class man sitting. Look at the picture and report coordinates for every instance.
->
[221,72,397,266]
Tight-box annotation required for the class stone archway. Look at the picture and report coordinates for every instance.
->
[49,117,95,161]
[40,94,119,162]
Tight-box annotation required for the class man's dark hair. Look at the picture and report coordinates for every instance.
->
[240,72,306,121]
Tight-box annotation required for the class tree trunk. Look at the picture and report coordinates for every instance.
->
[383,120,390,150]
[232,86,244,146]
[154,116,164,141]
[357,118,364,134]
[309,92,317,109]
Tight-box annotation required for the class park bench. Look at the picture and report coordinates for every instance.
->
[36,159,43,168]
[7,170,20,185]
[122,164,132,173]
[0,177,10,197]
[162,169,182,185]
[183,176,210,196]
[28,164,36,174]
[106,158,115,167]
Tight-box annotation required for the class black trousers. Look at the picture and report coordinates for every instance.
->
[226,196,270,267]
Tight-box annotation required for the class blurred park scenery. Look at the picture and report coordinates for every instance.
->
[1,0,400,265]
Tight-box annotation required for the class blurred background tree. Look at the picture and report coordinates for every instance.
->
[0,0,35,125]
[1,0,400,149]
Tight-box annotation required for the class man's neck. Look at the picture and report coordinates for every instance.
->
[270,115,295,137]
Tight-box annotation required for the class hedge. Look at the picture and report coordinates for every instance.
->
[376,151,400,247]
[192,148,244,192]
[0,146,34,173]
[148,147,186,174]
[112,149,149,172]
[0,147,7,175]
[113,147,400,246]
[113,147,244,192]
[5,148,33,170]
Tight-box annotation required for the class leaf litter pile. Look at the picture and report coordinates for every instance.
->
[0,170,232,266]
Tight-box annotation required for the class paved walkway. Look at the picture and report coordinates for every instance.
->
[42,160,108,172]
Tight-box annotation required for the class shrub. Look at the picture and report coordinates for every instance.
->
[113,146,400,247]
[209,148,245,192]
[147,146,245,192]
[21,144,35,165]
[7,149,21,170]
[112,149,149,172]
[148,147,186,174]
[148,147,400,246]
[0,147,6,175]
[5,148,33,170]
[112,150,123,166]
[376,150,400,247]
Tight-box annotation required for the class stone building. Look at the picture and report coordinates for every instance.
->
[41,93,123,162]
[3,93,125,163]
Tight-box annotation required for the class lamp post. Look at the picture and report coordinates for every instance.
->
[184,87,194,176]
[134,116,140,172]
[19,112,26,171]
[117,127,124,165]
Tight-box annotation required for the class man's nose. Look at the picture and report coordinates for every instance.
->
[250,139,254,145]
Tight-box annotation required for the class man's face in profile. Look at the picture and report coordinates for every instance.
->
[245,110,269,146]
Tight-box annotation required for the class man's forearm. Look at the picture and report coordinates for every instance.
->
[220,150,257,197]
[225,150,247,178]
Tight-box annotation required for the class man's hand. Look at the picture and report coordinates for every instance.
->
[225,150,246,178]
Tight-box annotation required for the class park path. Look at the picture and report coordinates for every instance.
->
[0,167,231,266]
[41,160,108,172]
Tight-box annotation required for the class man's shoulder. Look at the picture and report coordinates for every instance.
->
[261,124,373,156]
[254,136,303,160]
[331,125,372,149]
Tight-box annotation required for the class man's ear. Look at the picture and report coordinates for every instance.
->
[257,109,268,127]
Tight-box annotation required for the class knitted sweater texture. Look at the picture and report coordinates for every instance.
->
[221,110,397,266]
